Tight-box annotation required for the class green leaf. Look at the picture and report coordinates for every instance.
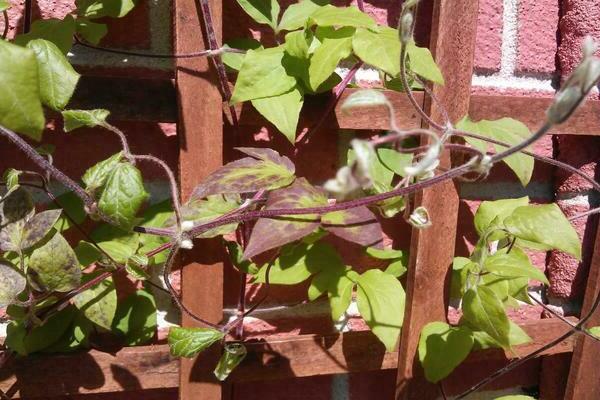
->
[0,0,9,11]
[231,47,297,104]
[112,289,157,345]
[0,209,62,252]
[0,40,45,140]
[328,271,355,320]
[82,152,123,192]
[321,206,383,247]
[0,260,26,308]
[42,312,93,353]
[385,259,407,278]
[226,241,259,275]
[474,197,529,236]
[62,109,110,132]
[214,343,247,381]
[308,261,348,300]
[77,0,138,19]
[284,29,312,59]
[97,240,136,263]
[97,162,149,229]
[471,320,531,350]
[14,15,76,54]
[309,5,376,28]
[309,26,354,90]
[168,327,225,358]
[74,273,117,330]
[484,247,549,285]
[176,195,240,238]
[28,233,81,292]
[504,204,581,259]
[251,86,304,143]
[221,38,263,71]
[26,39,80,111]
[3,168,21,196]
[366,247,405,260]
[587,326,600,339]
[244,178,327,259]
[75,18,108,44]
[418,322,474,383]
[377,148,413,177]
[193,147,295,198]
[278,0,326,32]
[235,0,280,30]
[456,116,534,186]
[353,27,400,77]
[406,42,445,85]
[255,241,341,285]
[51,192,87,232]
[340,89,391,112]
[0,187,34,225]
[356,269,405,351]
[462,286,511,349]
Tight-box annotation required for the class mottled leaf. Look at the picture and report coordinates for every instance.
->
[28,233,81,292]
[74,274,117,330]
[244,178,327,259]
[0,40,45,140]
[97,162,149,229]
[1,187,33,225]
[193,147,295,199]
[322,206,383,247]
[17,209,63,251]
[173,195,240,238]
[168,327,225,358]
[27,39,80,111]
[0,260,26,308]
[62,109,110,132]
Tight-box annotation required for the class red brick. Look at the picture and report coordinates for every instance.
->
[516,0,559,75]
[554,135,600,193]
[473,0,503,73]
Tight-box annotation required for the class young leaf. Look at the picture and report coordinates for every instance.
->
[356,269,405,351]
[352,27,400,77]
[97,162,149,230]
[418,322,474,383]
[74,274,117,330]
[82,151,123,192]
[406,42,445,85]
[168,327,225,358]
[62,109,110,132]
[309,5,376,28]
[277,0,326,32]
[75,18,108,44]
[26,39,80,111]
[321,206,383,248]
[0,40,45,140]
[0,260,26,308]
[484,247,549,285]
[308,26,354,90]
[14,15,76,54]
[504,204,581,259]
[244,178,327,259]
[3,168,21,196]
[221,38,263,71]
[462,286,511,349]
[112,289,157,345]
[77,0,138,19]
[235,0,280,30]
[193,147,295,198]
[474,197,529,236]
[214,343,248,381]
[28,233,81,292]
[230,47,297,104]
[456,117,534,186]
[251,86,304,143]
[341,89,390,112]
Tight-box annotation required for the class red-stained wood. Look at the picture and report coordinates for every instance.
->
[174,0,225,399]
[564,223,600,400]
[395,1,480,399]
[0,319,575,397]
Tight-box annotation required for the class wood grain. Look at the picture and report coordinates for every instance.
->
[564,222,600,400]
[395,1,480,399]
[0,319,575,396]
[174,0,225,399]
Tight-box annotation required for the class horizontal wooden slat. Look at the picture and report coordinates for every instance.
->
[0,318,575,397]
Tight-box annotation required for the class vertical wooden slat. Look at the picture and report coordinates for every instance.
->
[564,222,600,400]
[395,1,480,398]
[175,0,224,399]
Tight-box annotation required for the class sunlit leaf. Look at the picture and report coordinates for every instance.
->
[353,27,400,77]
[15,15,76,54]
[62,109,110,132]
[278,0,327,32]
[77,0,138,19]
[309,5,376,28]
[74,273,117,330]
[168,327,224,358]
[251,86,304,143]
[214,342,247,381]
[235,0,280,30]
[309,26,354,90]
[322,206,383,247]
[462,286,510,349]
[474,197,529,236]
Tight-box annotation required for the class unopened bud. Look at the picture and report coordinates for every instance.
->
[180,239,194,250]
[181,220,195,231]
[408,206,431,229]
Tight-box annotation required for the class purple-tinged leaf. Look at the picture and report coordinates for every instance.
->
[193,147,295,199]
[0,187,34,225]
[28,232,81,293]
[0,260,26,308]
[243,178,327,259]
[166,195,240,238]
[20,209,62,250]
[322,206,383,248]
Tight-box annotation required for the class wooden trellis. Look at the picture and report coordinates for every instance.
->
[1,0,600,399]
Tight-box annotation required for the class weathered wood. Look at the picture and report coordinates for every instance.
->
[395,1,480,399]
[174,0,225,399]
[564,222,600,400]
[0,319,575,397]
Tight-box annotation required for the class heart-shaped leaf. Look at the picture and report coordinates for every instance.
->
[28,233,81,292]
